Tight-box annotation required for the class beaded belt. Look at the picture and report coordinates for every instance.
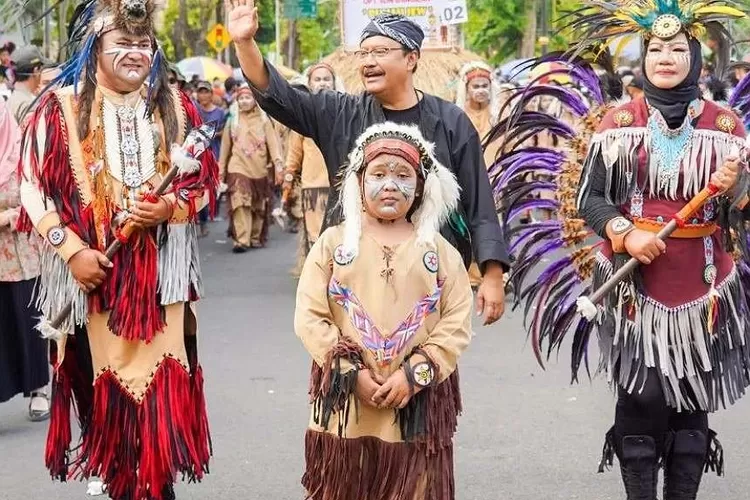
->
[633,217,718,239]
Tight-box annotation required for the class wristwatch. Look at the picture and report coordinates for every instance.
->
[609,217,634,235]
[607,216,635,254]
[412,361,434,388]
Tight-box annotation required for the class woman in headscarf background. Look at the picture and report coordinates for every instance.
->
[0,97,49,421]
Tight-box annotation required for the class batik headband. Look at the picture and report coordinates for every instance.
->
[360,13,424,52]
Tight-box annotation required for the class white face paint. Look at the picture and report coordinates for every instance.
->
[644,33,691,90]
[98,30,153,92]
[467,77,491,105]
[362,154,419,221]
[236,93,256,111]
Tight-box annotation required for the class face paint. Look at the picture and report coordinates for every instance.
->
[644,33,691,90]
[103,45,153,77]
[364,176,416,202]
[467,77,491,104]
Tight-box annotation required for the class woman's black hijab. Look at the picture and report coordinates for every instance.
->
[642,36,703,128]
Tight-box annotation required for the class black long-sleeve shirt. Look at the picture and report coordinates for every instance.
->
[577,154,623,238]
[249,61,510,271]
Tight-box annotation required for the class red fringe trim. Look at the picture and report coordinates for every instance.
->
[302,430,455,500]
[71,357,211,500]
[103,233,165,342]
[45,362,72,481]
[178,92,220,220]
[18,93,98,247]
[45,335,94,481]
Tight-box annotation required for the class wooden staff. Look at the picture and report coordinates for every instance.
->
[40,124,215,336]
[577,182,721,320]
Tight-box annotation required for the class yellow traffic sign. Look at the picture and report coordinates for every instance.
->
[206,23,231,52]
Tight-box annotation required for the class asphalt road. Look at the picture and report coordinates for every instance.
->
[1,222,750,500]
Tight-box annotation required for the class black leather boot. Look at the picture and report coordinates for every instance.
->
[619,435,659,500]
[663,429,710,500]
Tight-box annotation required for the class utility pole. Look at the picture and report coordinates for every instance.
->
[539,0,549,56]
[43,0,51,57]
[275,0,282,64]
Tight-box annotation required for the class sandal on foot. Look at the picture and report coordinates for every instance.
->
[28,391,50,422]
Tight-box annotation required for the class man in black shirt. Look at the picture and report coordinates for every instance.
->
[227,4,510,324]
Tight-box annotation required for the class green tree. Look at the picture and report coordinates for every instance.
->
[464,0,527,64]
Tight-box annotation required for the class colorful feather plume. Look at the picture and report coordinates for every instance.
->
[562,0,746,59]
[486,52,613,381]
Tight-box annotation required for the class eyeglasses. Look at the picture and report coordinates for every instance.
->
[353,47,403,61]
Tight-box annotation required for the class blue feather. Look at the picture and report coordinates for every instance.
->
[145,46,164,108]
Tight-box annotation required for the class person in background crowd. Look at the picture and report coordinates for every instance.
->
[38,65,61,93]
[0,97,49,422]
[218,85,283,252]
[229,8,511,325]
[0,42,16,88]
[213,76,226,99]
[283,62,345,274]
[455,61,501,287]
[168,63,187,91]
[224,76,238,105]
[7,45,50,124]
[196,79,227,236]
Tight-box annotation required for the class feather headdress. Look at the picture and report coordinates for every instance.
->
[565,0,746,58]
[42,0,176,143]
[455,61,501,127]
[340,123,460,259]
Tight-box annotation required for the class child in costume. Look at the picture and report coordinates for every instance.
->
[294,123,473,500]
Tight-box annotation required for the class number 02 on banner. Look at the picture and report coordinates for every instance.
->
[437,0,468,25]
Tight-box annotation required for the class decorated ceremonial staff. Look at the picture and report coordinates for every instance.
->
[487,0,750,498]
[16,0,218,498]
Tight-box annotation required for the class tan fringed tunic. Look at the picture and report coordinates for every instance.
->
[18,85,214,500]
[464,103,499,286]
[295,224,473,500]
[218,107,283,247]
[285,131,330,254]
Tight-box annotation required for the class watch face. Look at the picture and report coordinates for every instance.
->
[47,226,66,247]
[413,362,434,387]
[612,218,631,233]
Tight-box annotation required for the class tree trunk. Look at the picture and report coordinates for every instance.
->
[519,0,538,58]
[287,19,297,69]
[175,0,189,60]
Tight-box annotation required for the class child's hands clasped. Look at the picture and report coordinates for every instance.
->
[371,369,418,410]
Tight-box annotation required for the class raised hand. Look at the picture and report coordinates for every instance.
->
[226,0,259,43]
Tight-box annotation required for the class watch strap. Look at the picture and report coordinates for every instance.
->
[606,218,635,254]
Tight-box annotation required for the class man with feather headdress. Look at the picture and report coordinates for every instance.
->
[490,0,750,498]
[15,0,217,498]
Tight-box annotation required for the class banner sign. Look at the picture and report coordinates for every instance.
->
[341,0,468,48]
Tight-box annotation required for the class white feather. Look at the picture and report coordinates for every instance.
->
[170,144,201,175]
[339,122,461,253]
[36,318,65,342]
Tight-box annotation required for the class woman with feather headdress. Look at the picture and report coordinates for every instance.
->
[15,0,217,498]
[489,0,750,498]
